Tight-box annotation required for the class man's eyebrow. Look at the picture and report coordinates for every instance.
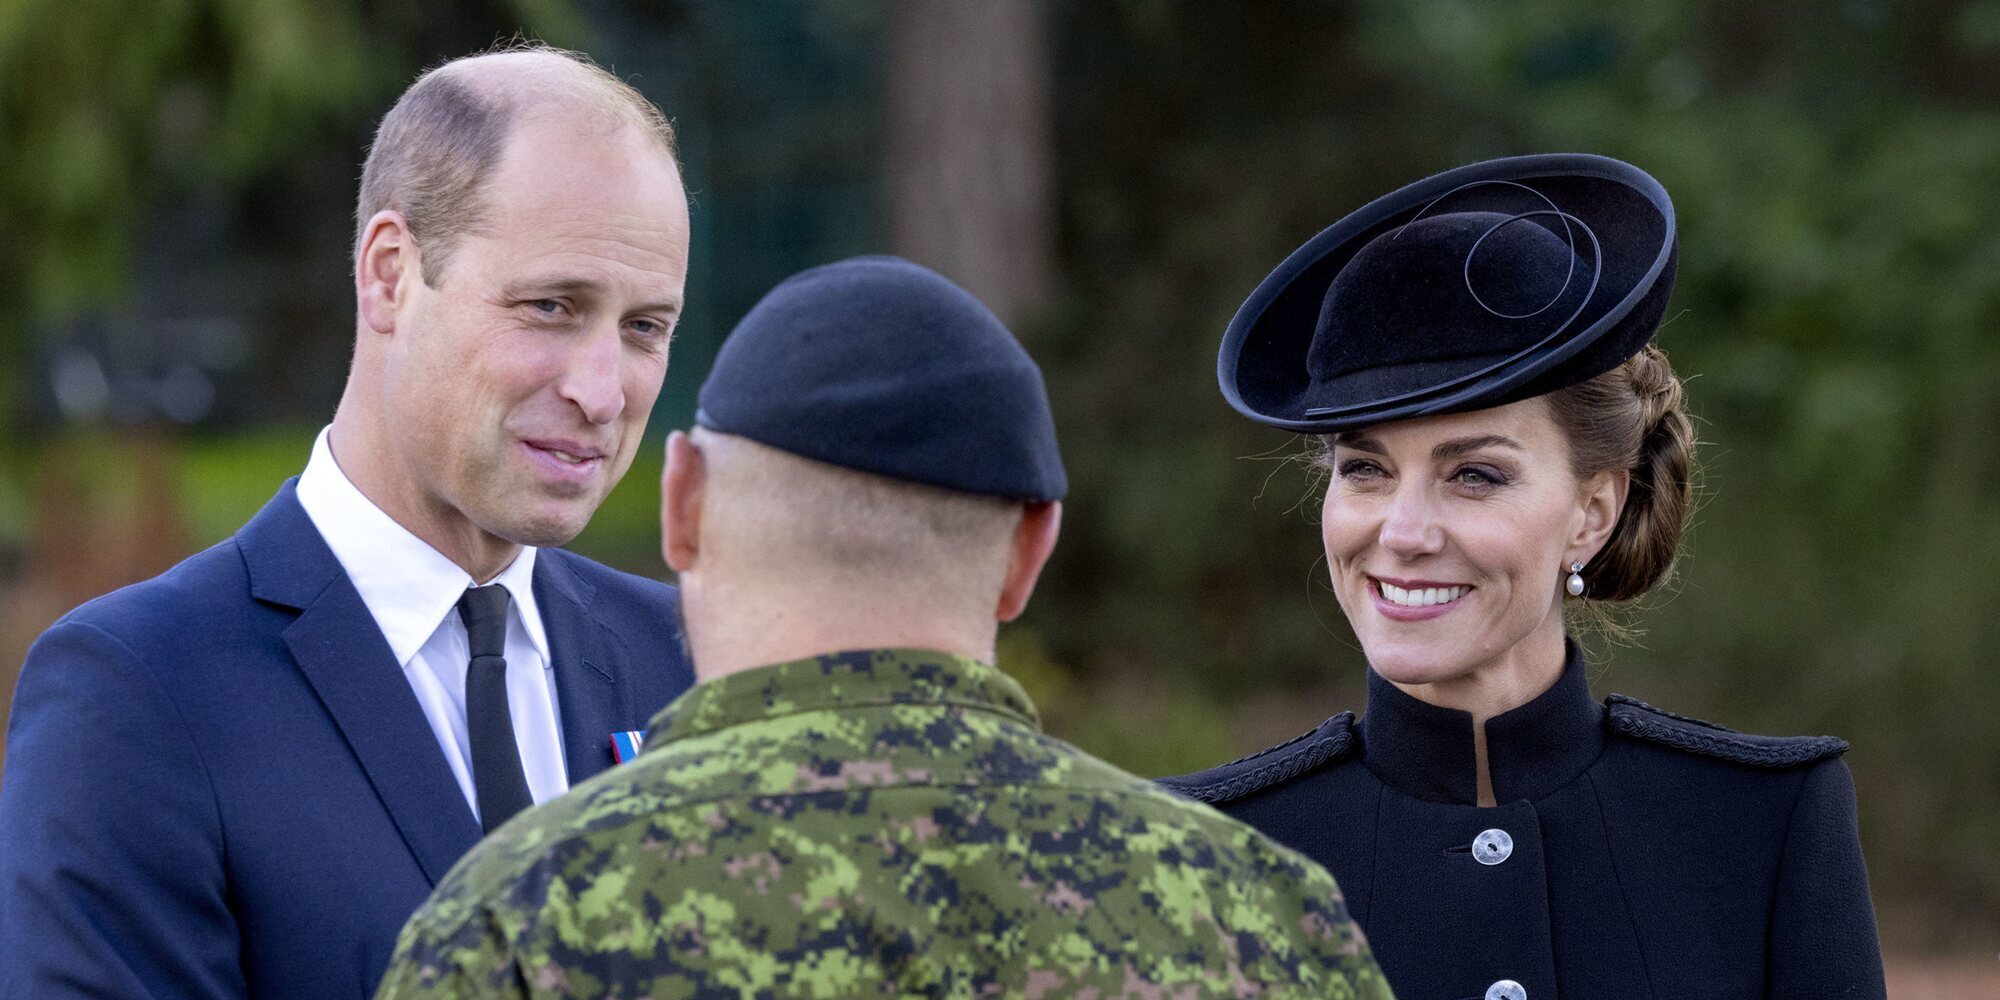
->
[503,277,683,317]
[635,293,684,318]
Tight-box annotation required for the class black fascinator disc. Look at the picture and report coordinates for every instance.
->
[1218,154,1676,432]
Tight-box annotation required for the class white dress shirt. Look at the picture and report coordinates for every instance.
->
[295,427,569,823]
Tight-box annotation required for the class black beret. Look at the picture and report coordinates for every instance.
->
[696,256,1067,501]
[1220,153,1677,432]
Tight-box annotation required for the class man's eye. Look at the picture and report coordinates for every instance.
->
[528,299,565,316]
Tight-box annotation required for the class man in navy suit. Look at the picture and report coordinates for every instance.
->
[0,45,696,999]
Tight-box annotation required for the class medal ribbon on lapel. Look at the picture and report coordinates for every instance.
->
[610,730,646,764]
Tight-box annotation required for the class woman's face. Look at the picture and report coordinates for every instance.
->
[1321,397,1622,687]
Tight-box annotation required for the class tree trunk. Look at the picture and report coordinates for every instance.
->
[885,0,1056,330]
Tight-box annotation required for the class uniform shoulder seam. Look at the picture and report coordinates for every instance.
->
[1156,712,1356,805]
[1605,694,1848,768]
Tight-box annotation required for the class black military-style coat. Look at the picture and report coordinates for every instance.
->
[1161,643,1886,1000]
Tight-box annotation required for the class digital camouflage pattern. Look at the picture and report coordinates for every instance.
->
[376,649,1393,999]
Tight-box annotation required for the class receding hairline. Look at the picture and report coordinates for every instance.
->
[422,49,678,155]
[352,43,680,278]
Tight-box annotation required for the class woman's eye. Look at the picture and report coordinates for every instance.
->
[1337,459,1384,479]
[1453,466,1507,487]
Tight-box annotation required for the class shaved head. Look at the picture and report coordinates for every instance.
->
[355,43,679,285]
[690,429,1024,622]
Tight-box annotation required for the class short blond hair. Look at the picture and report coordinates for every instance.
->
[693,430,1023,619]
[353,42,678,284]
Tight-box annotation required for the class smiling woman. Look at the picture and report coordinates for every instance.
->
[1161,154,1886,1000]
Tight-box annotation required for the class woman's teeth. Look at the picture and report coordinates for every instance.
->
[1379,582,1467,607]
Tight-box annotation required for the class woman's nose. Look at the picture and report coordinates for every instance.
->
[1377,484,1445,558]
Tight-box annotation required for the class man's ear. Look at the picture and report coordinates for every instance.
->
[1568,468,1630,568]
[995,501,1061,623]
[355,210,418,335]
[662,431,706,574]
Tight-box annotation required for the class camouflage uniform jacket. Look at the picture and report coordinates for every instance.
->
[376,648,1393,999]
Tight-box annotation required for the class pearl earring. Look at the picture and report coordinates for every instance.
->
[1566,561,1586,597]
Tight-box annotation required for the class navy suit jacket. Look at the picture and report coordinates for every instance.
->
[0,482,695,999]
[1162,642,1886,1000]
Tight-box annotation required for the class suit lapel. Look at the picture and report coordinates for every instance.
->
[535,553,630,786]
[241,482,481,886]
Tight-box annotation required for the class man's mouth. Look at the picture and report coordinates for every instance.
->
[524,439,607,464]
[520,439,609,483]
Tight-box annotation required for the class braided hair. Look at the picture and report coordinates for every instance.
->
[1546,344,1698,602]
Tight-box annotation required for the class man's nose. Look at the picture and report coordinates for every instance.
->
[1378,483,1445,558]
[558,324,627,425]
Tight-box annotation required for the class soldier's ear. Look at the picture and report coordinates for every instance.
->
[662,431,705,574]
[995,501,1061,623]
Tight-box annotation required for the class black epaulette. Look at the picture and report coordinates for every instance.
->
[1605,694,1848,768]
[1157,712,1357,805]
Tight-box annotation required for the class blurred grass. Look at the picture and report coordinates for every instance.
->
[164,427,670,576]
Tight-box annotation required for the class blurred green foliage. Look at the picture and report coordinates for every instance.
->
[1,0,359,326]
[1,0,1995,950]
[0,0,588,418]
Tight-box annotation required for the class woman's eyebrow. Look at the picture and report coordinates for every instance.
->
[1331,433,1385,454]
[1330,433,1521,459]
[1432,435,1523,460]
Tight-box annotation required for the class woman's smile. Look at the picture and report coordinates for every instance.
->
[1323,400,1599,687]
[1370,576,1473,621]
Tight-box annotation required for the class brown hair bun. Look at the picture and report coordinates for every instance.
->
[1547,344,1697,602]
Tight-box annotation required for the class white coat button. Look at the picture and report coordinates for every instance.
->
[1472,828,1514,865]
[1485,980,1527,1000]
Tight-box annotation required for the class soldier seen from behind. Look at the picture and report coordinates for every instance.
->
[375,256,1395,999]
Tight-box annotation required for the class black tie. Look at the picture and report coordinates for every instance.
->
[458,585,533,833]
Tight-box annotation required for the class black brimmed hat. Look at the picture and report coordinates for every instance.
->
[697,256,1067,502]
[1218,153,1677,432]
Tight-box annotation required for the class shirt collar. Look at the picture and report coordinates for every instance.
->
[645,648,1041,749]
[295,426,550,668]
[1356,637,1605,805]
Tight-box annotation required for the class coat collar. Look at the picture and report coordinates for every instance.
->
[240,480,482,884]
[237,481,640,880]
[240,478,346,611]
[646,648,1039,749]
[294,427,550,668]
[533,549,639,785]
[1357,638,1605,805]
